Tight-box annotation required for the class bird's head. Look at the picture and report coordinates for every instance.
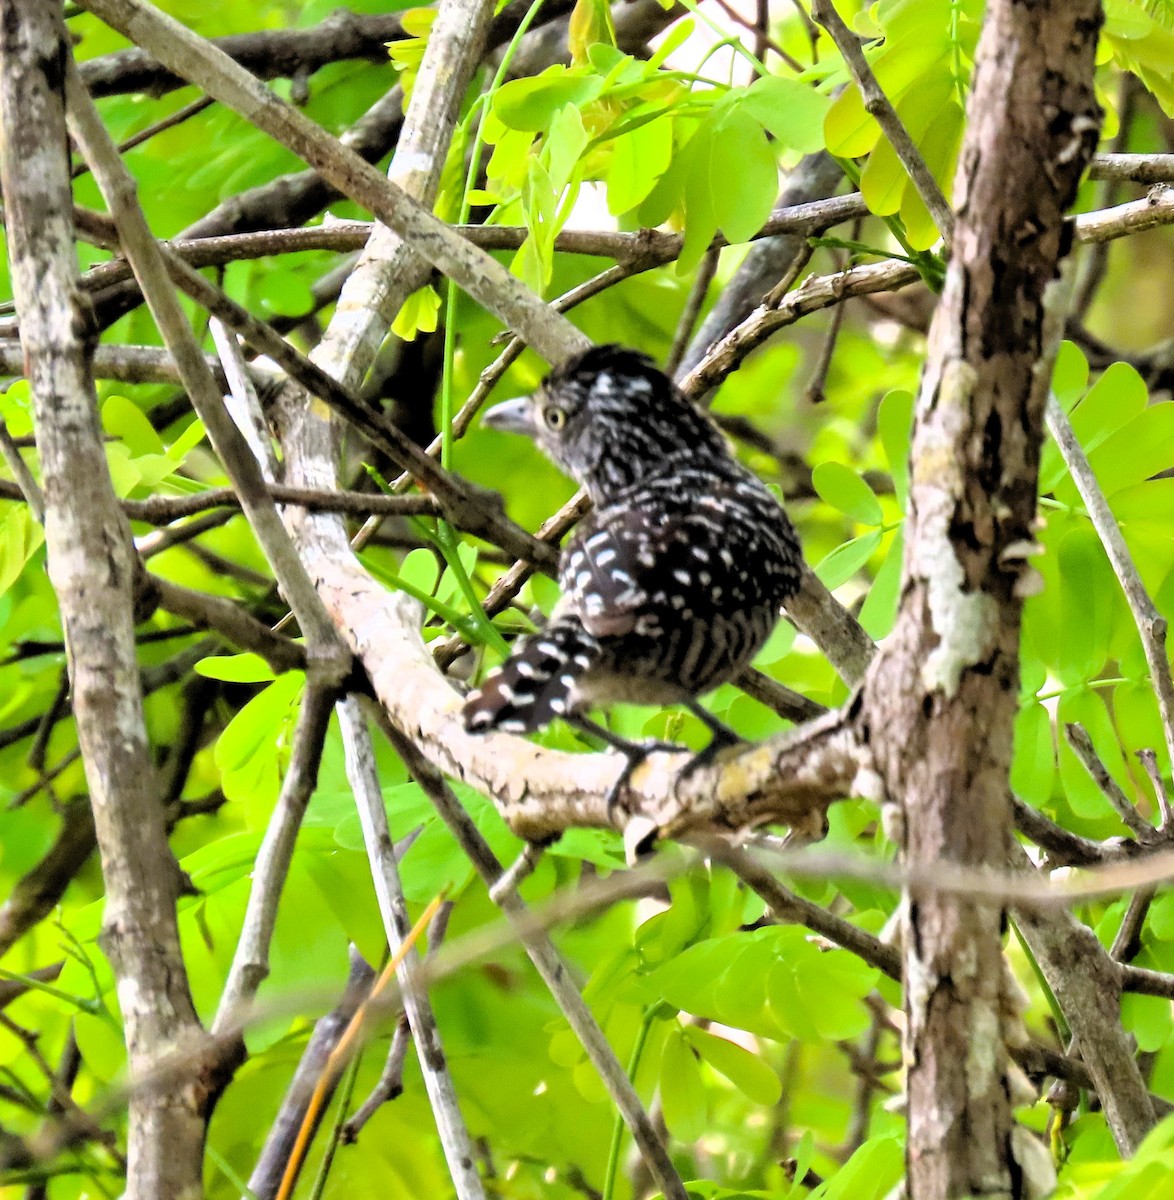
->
[481,344,725,496]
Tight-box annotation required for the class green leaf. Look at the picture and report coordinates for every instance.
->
[568,0,616,66]
[1056,529,1119,684]
[195,652,278,683]
[214,671,305,816]
[391,283,442,341]
[877,389,914,509]
[812,462,884,525]
[1052,340,1090,409]
[1010,702,1056,805]
[739,76,831,153]
[493,66,604,132]
[1122,989,1174,1053]
[659,1028,708,1142]
[0,505,44,598]
[103,394,165,458]
[544,102,589,193]
[607,114,673,215]
[1082,401,1174,498]
[75,1010,127,1082]
[646,18,694,68]
[824,85,879,158]
[857,529,904,639]
[898,98,962,249]
[1071,361,1149,455]
[814,530,883,589]
[810,1136,903,1200]
[709,108,778,243]
[683,1026,781,1105]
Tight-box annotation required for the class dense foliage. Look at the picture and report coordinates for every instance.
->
[2,1,1174,1198]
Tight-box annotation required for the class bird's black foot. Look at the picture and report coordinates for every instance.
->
[603,739,684,818]
[677,703,746,785]
[569,715,684,820]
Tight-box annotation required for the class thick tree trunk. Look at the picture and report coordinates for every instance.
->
[859,2,1103,1197]
[0,4,213,1196]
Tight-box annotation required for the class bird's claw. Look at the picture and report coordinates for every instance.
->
[677,728,746,785]
[604,738,687,821]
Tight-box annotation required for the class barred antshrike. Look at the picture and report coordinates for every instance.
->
[463,345,803,800]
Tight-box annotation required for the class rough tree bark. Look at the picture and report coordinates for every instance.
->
[857,2,1103,1197]
[0,3,214,1198]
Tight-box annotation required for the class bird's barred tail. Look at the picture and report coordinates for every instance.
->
[463,619,599,734]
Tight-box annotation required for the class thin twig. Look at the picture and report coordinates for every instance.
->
[1137,748,1173,828]
[341,897,452,1142]
[148,574,305,675]
[70,95,214,179]
[0,415,44,522]
[664,246,719,378]
[65,61,352,678]
[810,0,954,243]
[78,0,589,366]
[1064,723,1155,843]
[61,196,869,305]
[337,695,486,1200]
[377,713,690,1200]
[213,687,337,1038]
[1048,395,1174,778]
[709,0,802,71]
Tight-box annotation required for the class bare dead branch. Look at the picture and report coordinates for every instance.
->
[65,63,352,681]
[78,0,588,365]
[0,7,213,1194]
[338,695,486,1200]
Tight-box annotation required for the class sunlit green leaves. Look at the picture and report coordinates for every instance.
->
[103,394,206,495]
[660,1026,709,1140]
[1103,0,1174,115]
[386,6,437,101]
[488,44,832,280]
[213,670,305,817]
[647,926,880,1042]
[740,75,830,152]
[813,462,884,525]
[824,0,981,245]
[494,65,606,131]
[681,1026,783,1106]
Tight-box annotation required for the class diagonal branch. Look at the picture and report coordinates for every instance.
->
[810,0,954,242]
[64,60,352,678]
[380,713,690,1200]
[77,0,588,364]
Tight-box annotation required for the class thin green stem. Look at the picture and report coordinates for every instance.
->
[431,0,548,660]
[362,555,487,644]
[307,1047,364,1200]
[0,967,103,1016]
[1010,916,1070,1043]
[676,0,768,78]
[833,156,944,288]
[1035,677,1129,703]
[440,0,548,468]
[602,1007,659,1200]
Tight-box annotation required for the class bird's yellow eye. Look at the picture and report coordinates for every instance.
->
[543,405,567,430]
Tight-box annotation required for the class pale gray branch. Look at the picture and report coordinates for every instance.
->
[338,696,486,1200]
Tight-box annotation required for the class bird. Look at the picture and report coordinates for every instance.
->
[462,344,804,805]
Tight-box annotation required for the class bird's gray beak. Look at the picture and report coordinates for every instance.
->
[481,395,537,437]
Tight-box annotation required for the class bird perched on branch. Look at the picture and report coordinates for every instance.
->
[462,344,803,803]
